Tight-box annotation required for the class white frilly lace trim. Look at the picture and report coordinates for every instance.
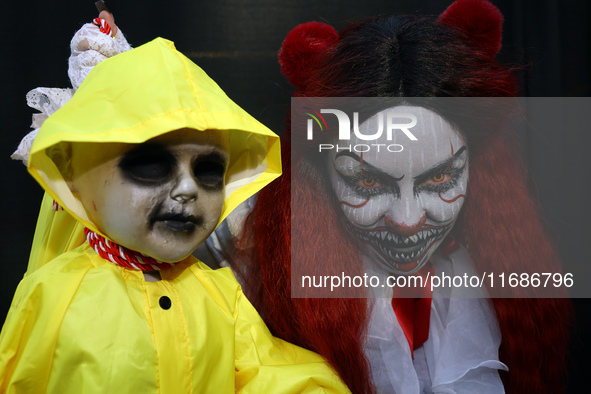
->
[11,88,74,165]
[11,23,132,166]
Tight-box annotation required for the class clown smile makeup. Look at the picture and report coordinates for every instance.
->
[347,219,454,272]
[327,106,468,275]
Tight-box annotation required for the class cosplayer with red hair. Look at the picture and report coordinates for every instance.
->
[237,0,571,392]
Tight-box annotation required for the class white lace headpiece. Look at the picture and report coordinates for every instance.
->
[11,20,132,166]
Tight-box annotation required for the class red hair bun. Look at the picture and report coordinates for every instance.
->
[278,22,339,90]
[438,0,503,58]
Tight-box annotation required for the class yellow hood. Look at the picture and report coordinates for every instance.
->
[28,38,280,234]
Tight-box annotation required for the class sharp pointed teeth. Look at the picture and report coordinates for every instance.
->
[410,234,418,243]
[404,238,410,244]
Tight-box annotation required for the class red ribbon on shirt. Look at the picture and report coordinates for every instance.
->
[84,228,174,271]
[391,235,459,357]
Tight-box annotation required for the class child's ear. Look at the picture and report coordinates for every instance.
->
[67,178,79,195]
[46,143,77,193]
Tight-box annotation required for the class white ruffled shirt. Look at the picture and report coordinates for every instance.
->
[365,246,507,394]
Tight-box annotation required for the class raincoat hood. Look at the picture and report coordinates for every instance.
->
[28,38,280,234]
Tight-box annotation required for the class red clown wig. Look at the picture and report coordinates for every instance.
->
[240,0,571,392]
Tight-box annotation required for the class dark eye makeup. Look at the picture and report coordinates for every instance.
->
[333,151,402,198]
[414,166,463,195]
[119,145,227,188]
[119,145,174,184]
[412,146,467,195]
[193,154,226,189]
[340,172,399,198]
[333,147,467,199]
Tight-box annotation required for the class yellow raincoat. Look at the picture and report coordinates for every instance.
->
[0,38,348,393]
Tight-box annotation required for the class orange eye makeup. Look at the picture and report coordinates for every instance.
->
[360,178,378,188]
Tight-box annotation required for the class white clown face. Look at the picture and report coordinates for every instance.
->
[69,128,228,262]
[327,106,468,275]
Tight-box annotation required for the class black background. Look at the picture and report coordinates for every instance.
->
[1,1,589,391]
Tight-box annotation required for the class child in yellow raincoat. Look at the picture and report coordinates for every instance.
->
[0,17,348,394]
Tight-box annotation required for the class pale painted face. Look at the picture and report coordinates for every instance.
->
[70,128,228,262]
[327,106,468,275]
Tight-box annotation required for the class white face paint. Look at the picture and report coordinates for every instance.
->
[70,128,228,262]
[327,106,468,275]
